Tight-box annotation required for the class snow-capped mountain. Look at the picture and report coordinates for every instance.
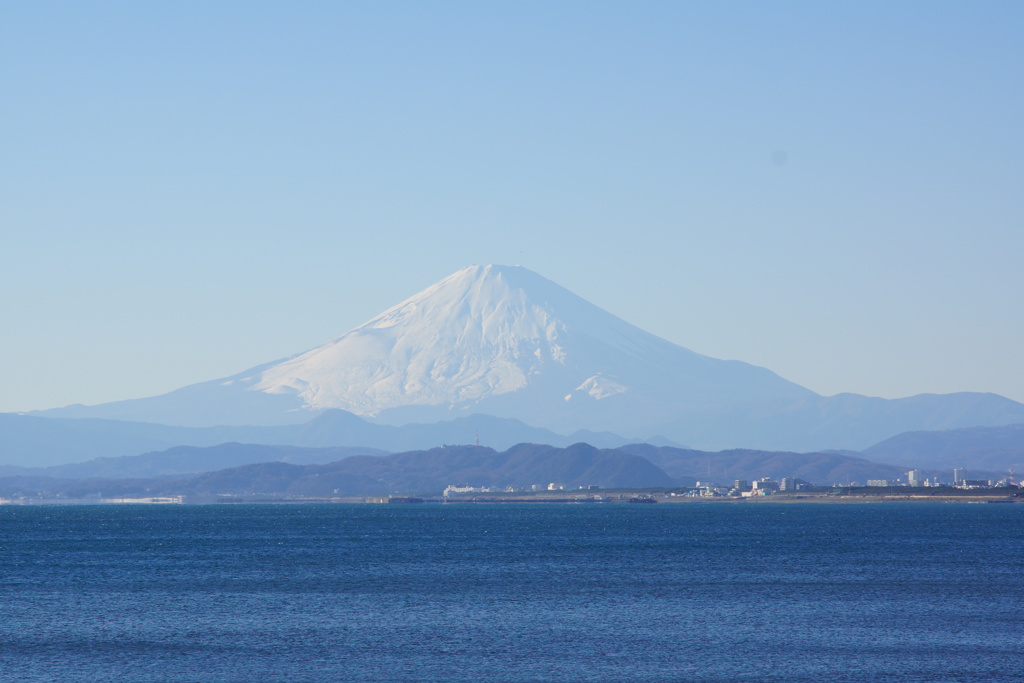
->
[34,265,1024,450]
[250,265,812,422]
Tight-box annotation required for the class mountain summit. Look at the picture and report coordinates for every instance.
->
[251,264,811,423]
[35,265,1024,450]
[257,264,601,414]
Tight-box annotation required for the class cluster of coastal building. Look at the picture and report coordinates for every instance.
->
[443,483,601,497]
[442,469,1018,501]
[442,479,817,499]
[3,470,1015,506]
[677,469,1018,498]
[893,468,1016,489]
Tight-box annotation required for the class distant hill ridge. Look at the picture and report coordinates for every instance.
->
[0,410,633,470]
[0,443,675,499]
[0,441,938,501]
[5,412,1024,479]
[863,423,1024,472]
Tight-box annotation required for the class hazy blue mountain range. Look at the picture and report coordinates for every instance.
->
[1,437,933,489]
[0,410,633,470]
[22,265,1024,451]
[0,443,676,499]
[620,444,912,487]
[10,443,387,480]
[863,424,1024,473]
[6,411,1017,485]
[667,391,1024,452]
[0,440,935,500]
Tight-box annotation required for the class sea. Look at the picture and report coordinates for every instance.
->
[1,502,1021,682]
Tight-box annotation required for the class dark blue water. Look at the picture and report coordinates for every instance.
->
[1,503,1022,682]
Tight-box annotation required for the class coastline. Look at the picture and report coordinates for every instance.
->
[4,489,1020,506]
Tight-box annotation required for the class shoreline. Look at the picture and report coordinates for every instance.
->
[3,491,1021,506]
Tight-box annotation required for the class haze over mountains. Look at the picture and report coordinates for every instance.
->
[0,442,917,500]
[30,265,1024,452]
[864,424,1024,473]
[0,410,629,470]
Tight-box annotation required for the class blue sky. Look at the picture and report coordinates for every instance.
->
[2,1,1022,412]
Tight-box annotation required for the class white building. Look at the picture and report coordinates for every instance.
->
[443,485,490,497]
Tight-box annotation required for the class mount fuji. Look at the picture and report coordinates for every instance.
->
[35,265,1024,451]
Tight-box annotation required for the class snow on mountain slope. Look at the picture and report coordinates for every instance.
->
[249,264,812,425]
[253,265,567,413]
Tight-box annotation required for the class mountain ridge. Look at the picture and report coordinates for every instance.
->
[863,423,1024,472]
[0,437,957,485]
[0,443,677,498]
[0,410,637,470]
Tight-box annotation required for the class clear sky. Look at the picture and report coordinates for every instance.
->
[2,1,1022,413]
